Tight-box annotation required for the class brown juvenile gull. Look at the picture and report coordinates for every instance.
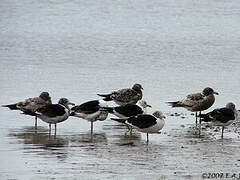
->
[97,83,143,105]
[199,102,237,138]
[167,87,219,134]
[2,92,52,129]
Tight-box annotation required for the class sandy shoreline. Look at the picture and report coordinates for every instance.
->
[2,112,240,180]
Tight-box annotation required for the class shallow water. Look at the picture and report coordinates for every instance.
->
[1,0,240,179]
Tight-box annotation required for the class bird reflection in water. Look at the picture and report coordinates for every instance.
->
[102,123,142,146]
[8,126,69,159]
[70,132,108,144]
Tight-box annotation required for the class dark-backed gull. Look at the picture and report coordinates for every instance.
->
[199,102,237,138]
[2,92,52,129]
[111,111,166,143]
[104,100,151,119]
[70,100,109,137]
[106,100,151,136]
[28,98,74,134]
[97,83,143,105]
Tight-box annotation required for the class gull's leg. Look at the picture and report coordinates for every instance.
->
[90,120,94,141]
[35,116,37,129]
[199,111,202,137]
[129,126,133,137]
[54,124,57,136]
[199,111,202,125]
[147,133,149,144]
[195,112,198,125]
[91,120,94,135]
[221,126,224,139]
[125,125,131,136]
[49,123,51,135]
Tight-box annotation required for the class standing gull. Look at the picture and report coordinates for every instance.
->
[167,87,219,134]
[111,111,166,143]
[107,100,152,136]
[70,100,109,138]
[28,98,74,135]
[104,100,152,119]
[97,83,143,105]
[2,92,52,129]
[199,102,237,138]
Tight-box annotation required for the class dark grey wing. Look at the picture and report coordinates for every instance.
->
[127,114,157,129]
[71,100,100,114]
[37,104,66,117]
[115,104,143,117]
[210,108,235,123]
[200,108,235,123]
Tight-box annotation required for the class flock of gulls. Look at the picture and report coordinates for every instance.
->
[2,83,239,143]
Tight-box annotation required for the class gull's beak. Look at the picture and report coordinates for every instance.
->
[146,104,152,108]
[213,91,219,95]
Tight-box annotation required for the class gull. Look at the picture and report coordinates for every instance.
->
[111,111,166,143]
[97,83,143,105]
[167,87,219,135]
[2,92,52,129]
[167,87,219,118]
[106,100,152,136]
[199,102,237,138]
[29,98,74,135]
[70,100,109,138]
[104,100,151,119]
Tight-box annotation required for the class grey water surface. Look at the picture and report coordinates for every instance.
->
[1,0,240,179]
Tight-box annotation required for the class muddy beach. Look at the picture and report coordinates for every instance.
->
[2,113,240,180]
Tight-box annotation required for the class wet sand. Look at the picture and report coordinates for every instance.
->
[2,112,240,180]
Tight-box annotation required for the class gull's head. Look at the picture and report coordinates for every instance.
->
[132,83,143,91]
[152,111,166,119]
[39,92,52,102]
[202,87,219,96]
[58,98,75,106]
[138,100,152,108]
[226,102,235,110]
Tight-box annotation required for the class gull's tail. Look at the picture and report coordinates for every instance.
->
[101,107,114,113]
[197,113,212,122]
[2,103,18,110]
[166,101,181,107]
[111,118,127,124]
[97,94,112,101]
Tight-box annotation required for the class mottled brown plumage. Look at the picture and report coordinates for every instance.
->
[2,92,52,129]
[167,87,219,135]
[2,92,52,113]
[97,84,143,105]
[17,92,52,113]
[167,87,218,112]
